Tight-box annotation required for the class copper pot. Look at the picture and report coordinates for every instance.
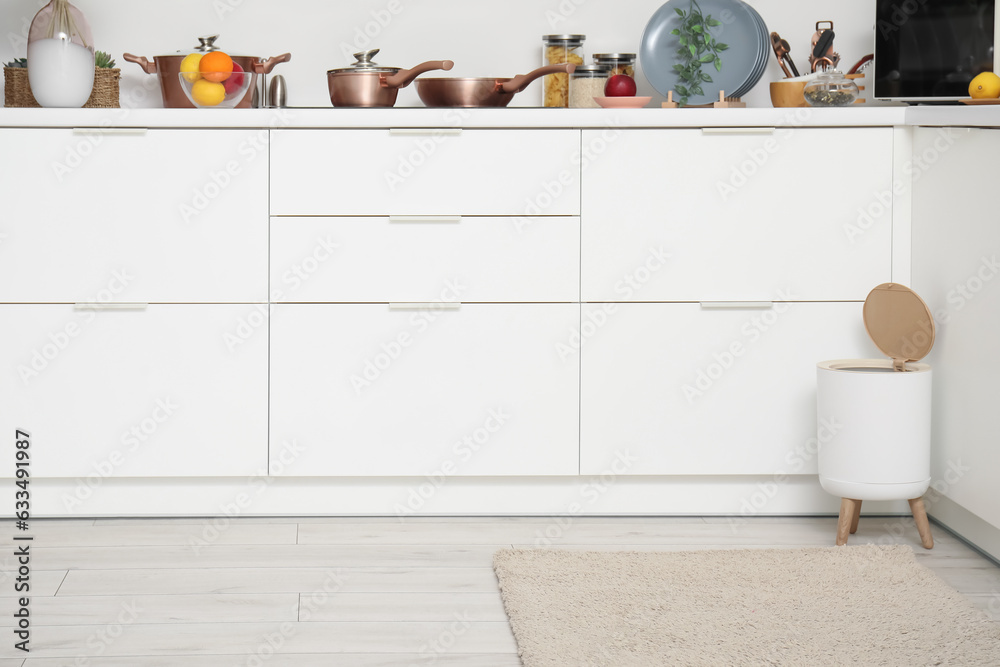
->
[124,36,291,109]
[415,64,575,108]
[328,49,454,107]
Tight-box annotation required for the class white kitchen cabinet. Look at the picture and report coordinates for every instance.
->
[912,126,1000,531]
[0,129,267,303]
[269,216,580,303]
[580,302,875,475]
[269,129,580,216]
[0,305,268,478]
[581,128,893,302]
[269,303,580,476]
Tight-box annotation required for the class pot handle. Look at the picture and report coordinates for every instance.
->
[253,53,292,75]
[383,60,455,89]
[499,63,576,94]
[122,53,157,75]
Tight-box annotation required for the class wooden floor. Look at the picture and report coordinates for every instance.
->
[1,516,997,665]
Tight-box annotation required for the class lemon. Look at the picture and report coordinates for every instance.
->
[180,53,204,83]
[191,79,226,107]
[969,72,1000,99]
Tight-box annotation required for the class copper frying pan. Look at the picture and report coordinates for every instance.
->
[416,63,576,107]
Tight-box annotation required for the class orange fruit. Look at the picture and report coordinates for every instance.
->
[200,51,233,83]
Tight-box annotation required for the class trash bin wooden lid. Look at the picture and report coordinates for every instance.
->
[863,283,936,372]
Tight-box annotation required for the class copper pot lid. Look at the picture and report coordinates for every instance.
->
[328,49,399,74]
[862,283,936,371]
[157,35,253,59]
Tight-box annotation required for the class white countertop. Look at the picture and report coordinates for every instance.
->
[0,105,997,129]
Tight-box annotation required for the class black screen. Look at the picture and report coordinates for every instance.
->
[875,0,994,100]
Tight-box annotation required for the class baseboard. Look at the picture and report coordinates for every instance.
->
[927,494,1000,563]
[30,475,913,518]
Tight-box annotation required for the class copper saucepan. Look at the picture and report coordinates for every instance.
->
[124,36,290,109]
[328,49,454,108]
[415,63,576,107]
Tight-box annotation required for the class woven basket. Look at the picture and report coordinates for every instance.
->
[4,66,120,108]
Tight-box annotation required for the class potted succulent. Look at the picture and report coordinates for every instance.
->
[4,50,120,108]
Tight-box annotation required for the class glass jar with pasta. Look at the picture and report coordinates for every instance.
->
[542,34,585,107]
[593,53,636,78]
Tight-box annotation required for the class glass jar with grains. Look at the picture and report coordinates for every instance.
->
[542,34,585,107]
[569,65,609,108]
[593,53,636,78]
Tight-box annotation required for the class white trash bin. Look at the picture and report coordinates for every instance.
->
[817,283,935,549]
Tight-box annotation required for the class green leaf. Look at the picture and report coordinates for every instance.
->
[707,17,722,26]
[670,28,680,35]
[678,35,687,46]
[675,85,690,96]
[704,73,714,83]
[691,24,703,33]
[672,63,685,72]
[675,7,685,16]
[700,71,712,82]
[714,57,722,72]
[716,43,729,51]
[689,44,697,57]
[699,53,715,63]
[691,85,704,96]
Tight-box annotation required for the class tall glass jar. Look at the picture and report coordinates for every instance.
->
[569,65,609,108]
[593,53,637,78]
[542,34,585,107]
[27,0,95,108]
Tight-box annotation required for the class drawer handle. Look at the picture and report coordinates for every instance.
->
[74,302,149,311]
[388,302,462,311]
[73,128,149,135]
[699,301,774,310]
[388,128,463,136]
[701,127,776,135]
[389,216,462,224]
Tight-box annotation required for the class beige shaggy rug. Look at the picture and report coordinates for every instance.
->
[493,545,1000,666]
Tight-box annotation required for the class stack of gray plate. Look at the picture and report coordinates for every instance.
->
[640,0,769,105]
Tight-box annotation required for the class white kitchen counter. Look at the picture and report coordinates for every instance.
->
[0,105,997,129]
[0,106,915,129]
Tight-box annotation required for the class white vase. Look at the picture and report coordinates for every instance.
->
[26,0,95,108]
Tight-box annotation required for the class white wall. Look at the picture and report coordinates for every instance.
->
[2,0,876,108]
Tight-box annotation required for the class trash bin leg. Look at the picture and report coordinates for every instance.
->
[836,498,859,546]
[850,500,862,534]
[908,497,934,549]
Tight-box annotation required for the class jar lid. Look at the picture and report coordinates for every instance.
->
[572,64,609,77]
[862,283,936,371]
[543,34,586,46]
[328,49,399,74]
[593,53,637,62]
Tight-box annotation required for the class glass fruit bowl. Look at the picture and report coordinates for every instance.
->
[177,63,250,109]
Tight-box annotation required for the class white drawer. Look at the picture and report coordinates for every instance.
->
[270,216,579,303]
[270,304,580,476]
[270,129,581,216]
[582,128,893,301]
[0,129,267,303]
[0,305,268,478]
[580,302,875,475]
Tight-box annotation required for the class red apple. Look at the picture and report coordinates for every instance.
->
[605,74,637,97]
[224,62,246,95]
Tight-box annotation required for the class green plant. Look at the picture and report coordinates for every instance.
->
[670,0,728,106]
[95,51,115,69]
[4,58,27,69]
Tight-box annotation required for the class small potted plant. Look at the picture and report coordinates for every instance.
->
[4,51,120,108]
